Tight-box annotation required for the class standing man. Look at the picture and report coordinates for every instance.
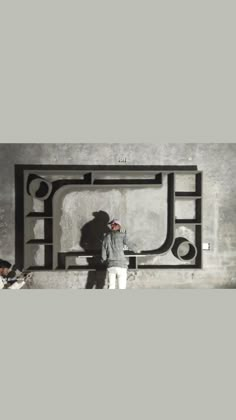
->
[101,219,128,289]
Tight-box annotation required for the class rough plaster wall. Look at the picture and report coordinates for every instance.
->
[57,186,167,251]
[0,143,236,288]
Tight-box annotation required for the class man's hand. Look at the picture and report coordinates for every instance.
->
[132,247,142,254]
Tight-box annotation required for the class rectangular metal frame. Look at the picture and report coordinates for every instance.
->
[15,165,202,271]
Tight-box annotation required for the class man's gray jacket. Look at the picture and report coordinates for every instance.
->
[101,231,128,268]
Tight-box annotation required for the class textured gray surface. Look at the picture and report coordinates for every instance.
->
[0,143,236,288]
[57,186,167,252]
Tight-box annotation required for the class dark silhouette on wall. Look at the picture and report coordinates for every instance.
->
[80,211,110,289]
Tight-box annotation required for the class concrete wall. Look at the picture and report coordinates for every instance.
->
[0,143,236,288]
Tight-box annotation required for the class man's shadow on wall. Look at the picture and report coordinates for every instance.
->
[80,211,110,289]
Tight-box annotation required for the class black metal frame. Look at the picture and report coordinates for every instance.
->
[15,165,203,271]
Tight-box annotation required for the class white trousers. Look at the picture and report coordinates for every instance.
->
[107,267,127,289]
